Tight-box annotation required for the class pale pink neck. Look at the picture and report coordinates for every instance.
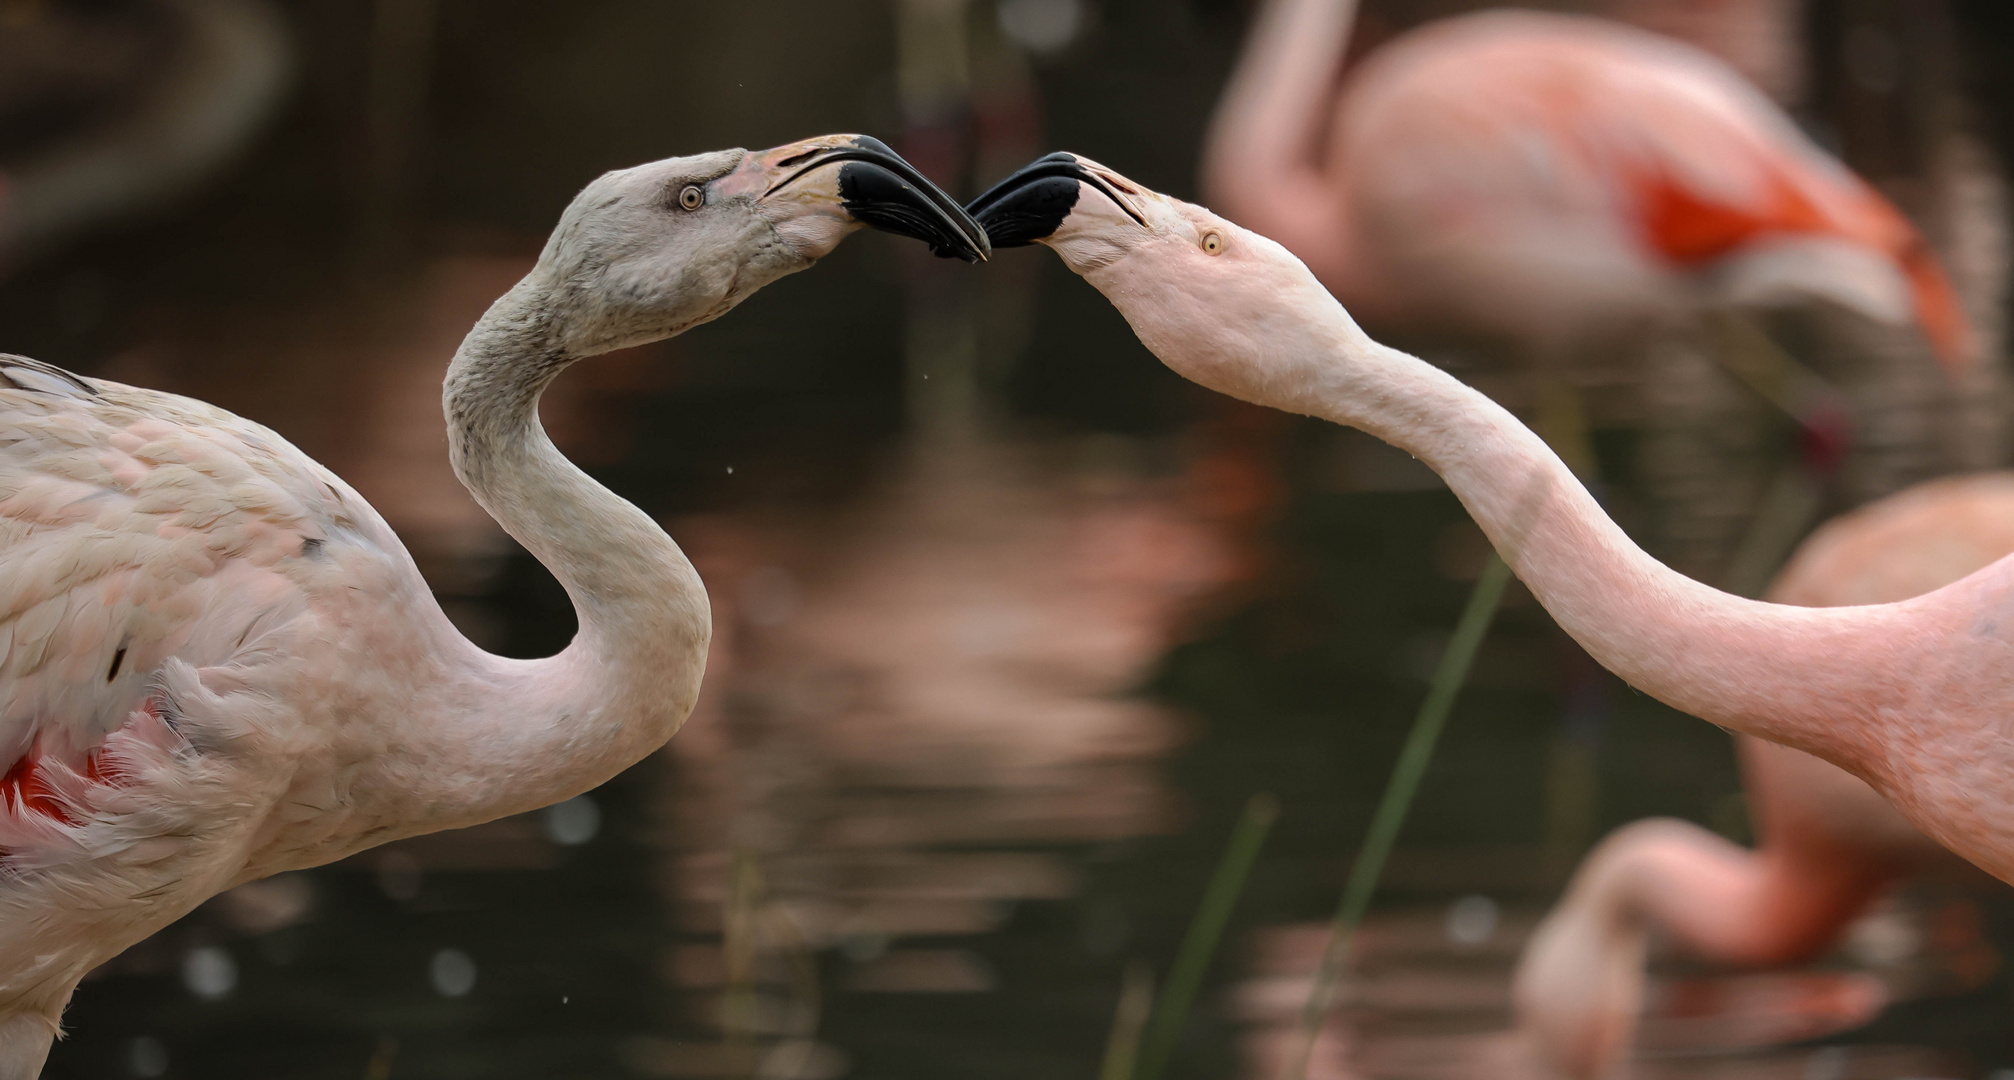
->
[414,276,708,829]
[1280,310,1917,781]
[1202,0,1362,293]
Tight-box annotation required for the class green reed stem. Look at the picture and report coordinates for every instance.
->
[1099,961,1156,1080]
[1135,793,1281,1080]
[1276,554,1512,1080]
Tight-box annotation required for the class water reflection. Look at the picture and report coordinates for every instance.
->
[648,433,1249,1073]
[1236,885,2001,1078]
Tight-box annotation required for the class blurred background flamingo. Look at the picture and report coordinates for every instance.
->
[1515,470,2014,1079]
[1206,0,1972,360]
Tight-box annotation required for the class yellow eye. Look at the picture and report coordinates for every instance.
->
[679,185,705,211]
[1202,231,1224,255]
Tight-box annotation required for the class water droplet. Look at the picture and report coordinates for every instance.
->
[128,1035,168,1077]
[542,795,602,846]
[181,946,237,1000]
[431,948,477,997]
[1444,894,1499,947]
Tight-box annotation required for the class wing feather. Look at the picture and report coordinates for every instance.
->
[0,354,385,796]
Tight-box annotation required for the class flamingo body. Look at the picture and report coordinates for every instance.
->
[1513,471,2014,1077]
[0,351,449,1027]
[1210,6,1968,364]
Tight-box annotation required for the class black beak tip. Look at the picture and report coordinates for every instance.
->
[834,158,990,263]
[967,175,1084,249]
[964,151,1156,249]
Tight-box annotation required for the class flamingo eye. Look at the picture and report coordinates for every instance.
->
[1201,231,1224,255]
[678,185,705,211]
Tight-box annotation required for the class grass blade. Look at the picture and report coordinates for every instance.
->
[1275,554,1512,1080]
[1135,792,1281,1080]
[1099,961,1156,1080]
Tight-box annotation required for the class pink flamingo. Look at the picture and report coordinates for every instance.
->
[1513,471,2014,1078]
[965,148,2014,968]
[1201,0,1970,367]
[0,135,987,1077]
[1606,0,1806,103]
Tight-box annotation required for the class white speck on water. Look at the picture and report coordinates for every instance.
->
[431,948,477,997]
[562,995,570,1005]
[181,946,237,1000]
[128,1035,168,1077]
[726,465,735,474]
[542,794,602,846]
[1444,895,1499,947]
[1845,907,1919,966]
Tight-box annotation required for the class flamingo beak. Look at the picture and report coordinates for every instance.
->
[723,135,990,263]
[964,152,1150,248]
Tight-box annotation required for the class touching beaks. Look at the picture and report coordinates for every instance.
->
[728,135,990,263]
[963,152,1150,248]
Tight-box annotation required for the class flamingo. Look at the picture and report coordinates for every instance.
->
[0,134,988,1078]
[1605,0,1806,103]
[964,150,2014,928]
[1513,471,2014,1078]
[1202,0,1969,365]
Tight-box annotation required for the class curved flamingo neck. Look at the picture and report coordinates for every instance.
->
[1331,327,1903,772]
[426,275,709,826]
[1203,0,1363,294]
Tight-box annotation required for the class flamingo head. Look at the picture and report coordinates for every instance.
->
[967,153,1355,412]
[534,135,988,357]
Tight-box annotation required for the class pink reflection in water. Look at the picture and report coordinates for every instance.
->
[656,433,1258,1057]
[1236,884,1992,1080]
